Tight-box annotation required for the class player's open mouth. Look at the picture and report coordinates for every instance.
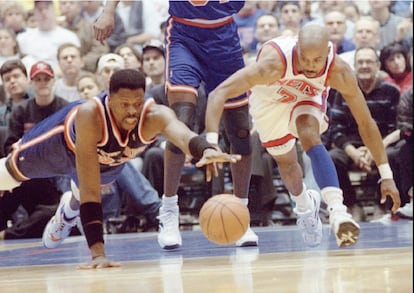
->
[124,117,138,125]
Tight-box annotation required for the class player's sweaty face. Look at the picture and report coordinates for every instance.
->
[109,88,145,132]
[297,46,328,78]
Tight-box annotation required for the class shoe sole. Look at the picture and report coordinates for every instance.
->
[236,241,258,247]
[336,221,360,247]
[161,243,181,250]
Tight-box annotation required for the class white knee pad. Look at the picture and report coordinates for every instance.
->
[0,157,22,191]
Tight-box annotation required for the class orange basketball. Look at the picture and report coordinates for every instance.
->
[199,194,250,245]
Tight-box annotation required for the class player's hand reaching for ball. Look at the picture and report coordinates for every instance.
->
[195,148,241,182]
[77,256,120,270]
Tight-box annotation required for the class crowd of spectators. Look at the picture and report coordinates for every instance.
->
[0,0,412,239]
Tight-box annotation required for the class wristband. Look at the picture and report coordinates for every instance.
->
[189,135,214,160]
[80,202,104,247]
[206,132,219,145]
[377,163,393,180]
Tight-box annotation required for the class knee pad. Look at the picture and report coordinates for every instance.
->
[166,102,197,154]
[222,106,252,155]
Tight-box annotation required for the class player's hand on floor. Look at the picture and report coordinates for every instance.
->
[77,256,120,270]
[196,148,241,181]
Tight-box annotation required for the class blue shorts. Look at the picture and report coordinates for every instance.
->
[8,101,125,186]
[165,17,246,104]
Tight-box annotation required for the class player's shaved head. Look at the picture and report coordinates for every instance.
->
[296,25,330,78]
[298,24,329,50]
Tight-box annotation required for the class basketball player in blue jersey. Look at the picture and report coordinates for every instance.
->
[95,1,258,249]
[205,25,401,248]
[0,69,240,269]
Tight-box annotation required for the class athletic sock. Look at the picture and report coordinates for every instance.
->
[162,194,178,209]
[291,183,313,212]
[306,144,339,189]
[321,187,346,212]
[62,194,79,220]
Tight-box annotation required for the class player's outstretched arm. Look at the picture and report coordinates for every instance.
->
[145,104,241,181]
[329,58,401,212]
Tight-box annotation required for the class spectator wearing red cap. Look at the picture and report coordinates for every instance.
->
[0,60,69,241]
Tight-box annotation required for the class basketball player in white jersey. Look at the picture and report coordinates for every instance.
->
[205,24,400,248]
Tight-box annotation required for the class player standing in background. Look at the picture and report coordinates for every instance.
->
[94,0,258,250]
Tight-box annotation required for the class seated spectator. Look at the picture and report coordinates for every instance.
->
[0,1,28,35]
[0,60,32,128]
[142,39,165,91]
[16,0,81,75]
[379,41,413,94]
[343,1,360,24]
[76,73,101,100]
[324,10,355,54]
[383,86,412,211]
[114,44,143,72]
[54,43,87,102]
[339,16,381,71]
[246,13,279,62]
[81,1,103,23]
[329,47,400,221]
[234,1,266,54]
[0,61,68,240]
[95,53,124,92]
[278,1,305,35]
[0,28,22,71]
[368,0,411,50]
[58,0,109,73]
[25,9,37,29]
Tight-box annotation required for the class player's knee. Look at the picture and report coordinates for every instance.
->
[170,102,196,129]
[223,106,252,155]
[167,102,197,155]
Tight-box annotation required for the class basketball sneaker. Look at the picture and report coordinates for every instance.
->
[43,192,78,249]
[235,227,259,247]
[294,190,323,247]
[329,206,360,247]
[157,205,182,250]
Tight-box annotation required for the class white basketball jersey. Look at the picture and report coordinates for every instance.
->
[250,36,336,108]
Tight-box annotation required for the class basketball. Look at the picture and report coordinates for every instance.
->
[199,194,250,245]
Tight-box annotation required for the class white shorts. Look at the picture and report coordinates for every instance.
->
[249,95,328,156]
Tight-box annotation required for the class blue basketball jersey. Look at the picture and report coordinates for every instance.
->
[8,93,154,185]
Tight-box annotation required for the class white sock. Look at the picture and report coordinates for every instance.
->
[62,192,79,220]
[239,197,248,206]
[291,183,313,212]
[321,187,345,212]
[162,194,178,208]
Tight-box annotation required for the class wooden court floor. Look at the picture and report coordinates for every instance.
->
[0,220,412,293]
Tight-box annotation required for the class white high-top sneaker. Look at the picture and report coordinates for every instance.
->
[329,206,360,247]
[294,190,323,247]
[235,227,259,247]
[42,192,78,248]
[157,204,182,250]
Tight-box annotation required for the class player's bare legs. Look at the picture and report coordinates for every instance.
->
[157,92,197,249]
[273,145,322,247]
[297,114,359,247]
